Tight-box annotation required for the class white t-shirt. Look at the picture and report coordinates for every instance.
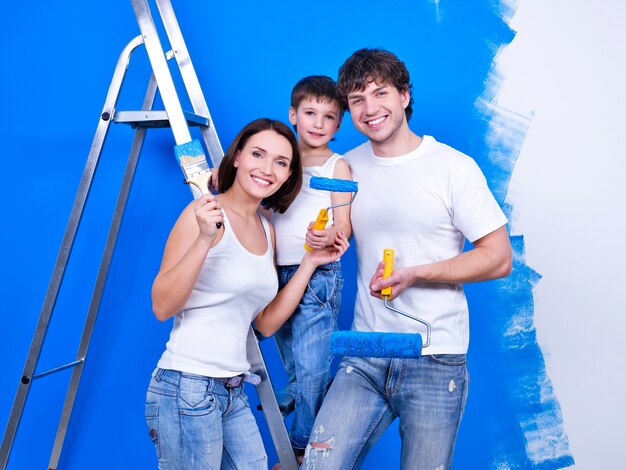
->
[345,136,507,355]
[157,212,278,377]
[272,153,345,265]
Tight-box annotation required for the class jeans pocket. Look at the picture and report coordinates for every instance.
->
[305,270,336,310]
[179,383,217,416]
[145,402,160,459]
[428,354,467,367]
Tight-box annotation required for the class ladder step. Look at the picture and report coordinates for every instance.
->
[30,360,84,382]
[113,110,209,129]
[257,390,295,417]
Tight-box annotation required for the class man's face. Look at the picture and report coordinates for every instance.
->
[346,80,410,147]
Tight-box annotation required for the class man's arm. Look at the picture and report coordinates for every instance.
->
[369,225,512,300]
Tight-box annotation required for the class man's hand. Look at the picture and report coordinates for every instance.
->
[369,260,415,300]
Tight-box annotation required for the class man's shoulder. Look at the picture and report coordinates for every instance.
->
[423,136,476,167]
[343,141,372,162]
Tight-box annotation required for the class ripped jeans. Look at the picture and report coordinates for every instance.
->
[302,355,468,470]
[274,261,343,453]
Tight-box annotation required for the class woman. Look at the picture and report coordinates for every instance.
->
[145,118,348,469]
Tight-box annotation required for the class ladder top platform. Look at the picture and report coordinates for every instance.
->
[113,110,209,129]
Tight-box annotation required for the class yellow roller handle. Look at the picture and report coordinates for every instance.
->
[304,209,329,251]
[381,248,394,298]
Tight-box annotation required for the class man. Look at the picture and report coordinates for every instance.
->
[302,48,512,469]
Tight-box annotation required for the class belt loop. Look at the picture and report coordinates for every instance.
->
[153,368,165,382]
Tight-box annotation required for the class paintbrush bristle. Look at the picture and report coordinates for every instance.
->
[179,154,205,165]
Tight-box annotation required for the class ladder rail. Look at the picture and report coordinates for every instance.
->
[48,72,159,470]
[0,35,144,470]
[131,0,190,145]
[247,329,299,470]
[155,0,224,167]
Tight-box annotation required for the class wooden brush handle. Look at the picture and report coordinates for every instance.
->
[185,171,212,195]
[381,248,394,298]
[185,171,222,229]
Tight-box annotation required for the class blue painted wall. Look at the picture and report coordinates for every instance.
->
[0,1,572,468]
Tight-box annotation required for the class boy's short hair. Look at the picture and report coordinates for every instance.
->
[290,75,346,122]
[218,118,302,214]
[338,48,414,121]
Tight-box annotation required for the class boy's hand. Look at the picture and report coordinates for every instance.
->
[305,223,336,250]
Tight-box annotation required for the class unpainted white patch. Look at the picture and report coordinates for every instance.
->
[345,366,354,374]
[448,379,456,393]
[303,427,335,470]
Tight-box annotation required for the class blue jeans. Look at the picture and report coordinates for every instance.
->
[274,261,343,452]
[145,368,267,469]
[302,355,468,470]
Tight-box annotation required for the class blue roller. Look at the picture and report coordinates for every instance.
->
[309,176,358,193]
[331,331,423,359]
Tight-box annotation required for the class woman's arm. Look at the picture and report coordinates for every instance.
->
[254,231,349,336]
[151,194,224,321]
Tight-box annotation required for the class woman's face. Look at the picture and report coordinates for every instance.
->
[233,129,293,199]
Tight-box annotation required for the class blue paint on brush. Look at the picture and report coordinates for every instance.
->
[309,176,358,193]
[174,139,204,163]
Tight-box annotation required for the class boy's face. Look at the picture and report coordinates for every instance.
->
[289,97,341,151]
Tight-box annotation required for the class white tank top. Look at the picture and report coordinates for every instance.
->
[156,211,278,377]
[272,153,344,265]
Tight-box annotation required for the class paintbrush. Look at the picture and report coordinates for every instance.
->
[174,139,221,228]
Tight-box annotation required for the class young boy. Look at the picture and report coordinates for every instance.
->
[271,75,352,463]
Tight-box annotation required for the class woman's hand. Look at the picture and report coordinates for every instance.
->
[194,194,224,241]
[303,231,349,267]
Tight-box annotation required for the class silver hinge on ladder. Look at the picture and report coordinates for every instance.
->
[0,1,297,469]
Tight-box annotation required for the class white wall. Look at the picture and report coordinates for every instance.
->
[501,1,626,467]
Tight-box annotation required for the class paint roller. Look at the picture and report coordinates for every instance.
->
[330,248,431,358]
[304,176,358,251]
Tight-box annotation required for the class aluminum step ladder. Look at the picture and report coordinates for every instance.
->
[0,1,297,469]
